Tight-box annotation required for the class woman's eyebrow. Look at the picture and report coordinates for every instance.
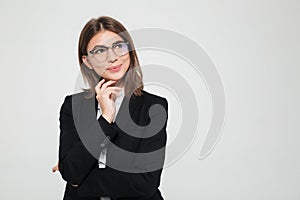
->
[91,40,125,49]
[111,40,124,45]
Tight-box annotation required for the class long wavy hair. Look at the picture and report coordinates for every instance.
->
[78,16,144,99]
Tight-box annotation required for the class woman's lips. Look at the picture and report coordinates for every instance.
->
[107,64,122,72]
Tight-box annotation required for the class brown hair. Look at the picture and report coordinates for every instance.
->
[78,16,144,99]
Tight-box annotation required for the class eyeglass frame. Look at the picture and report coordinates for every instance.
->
[86,41,131,62]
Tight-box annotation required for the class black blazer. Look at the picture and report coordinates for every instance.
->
[58,89,168,200]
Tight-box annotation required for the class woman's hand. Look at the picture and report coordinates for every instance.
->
[52,163,78,187]
[52,163,59,172]
[95,79,122,123]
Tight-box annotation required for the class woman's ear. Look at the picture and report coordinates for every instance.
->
[82,55,93,70]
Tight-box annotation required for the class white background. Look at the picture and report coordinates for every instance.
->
[0,0,299,199]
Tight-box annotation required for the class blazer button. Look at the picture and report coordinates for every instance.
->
[100,136,111,148]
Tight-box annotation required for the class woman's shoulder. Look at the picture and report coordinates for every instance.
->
[61,90,168,107]
[140,90,168,107]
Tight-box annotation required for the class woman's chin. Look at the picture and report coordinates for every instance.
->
[106,73,125,82]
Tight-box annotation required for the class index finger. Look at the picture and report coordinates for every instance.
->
[95,79,105,94]
[100,80,117,91]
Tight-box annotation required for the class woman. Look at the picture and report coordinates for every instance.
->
[53,16,168,200]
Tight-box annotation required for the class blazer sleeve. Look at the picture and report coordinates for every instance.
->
[77,98,168,199]
[58,95,119,186]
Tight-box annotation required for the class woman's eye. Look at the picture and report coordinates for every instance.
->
[114,43,124,49]
[94,48,106,54]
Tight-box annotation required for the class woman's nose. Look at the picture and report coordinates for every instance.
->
[107,48,118,63]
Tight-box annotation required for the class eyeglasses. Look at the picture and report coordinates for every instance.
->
[87,41,130,62]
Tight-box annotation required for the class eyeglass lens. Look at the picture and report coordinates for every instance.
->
[91,42,129,62]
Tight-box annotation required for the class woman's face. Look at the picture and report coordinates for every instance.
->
[82,30,130,81]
